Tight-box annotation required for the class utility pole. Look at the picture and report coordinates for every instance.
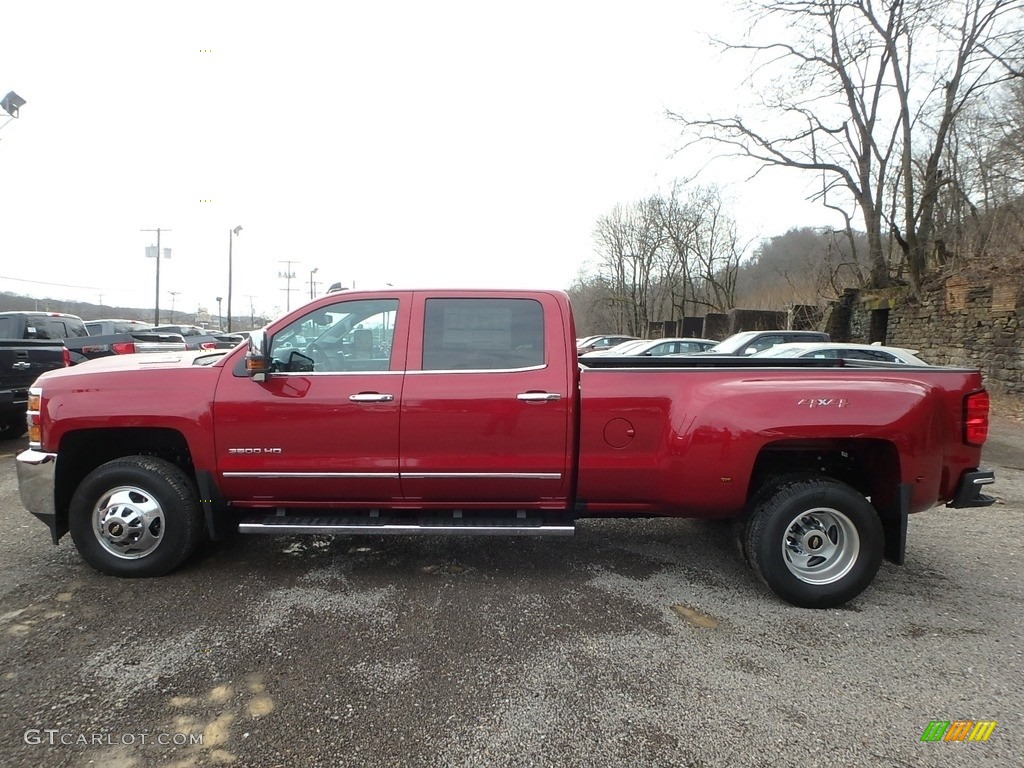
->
[227,225,242,332]
[141,228,171,324]
[169,291,180,321]
[246,295,257,330]
[278,260,298,312]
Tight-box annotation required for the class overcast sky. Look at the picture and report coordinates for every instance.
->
[0,0,839,322]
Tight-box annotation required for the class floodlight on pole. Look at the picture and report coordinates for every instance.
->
[0,91,27,133]
[227,226,242,332]
[310,267,319,299]
[142,228,171,324]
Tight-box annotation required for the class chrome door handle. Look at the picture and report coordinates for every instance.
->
[517,392,561,402]
[349,393,394,403]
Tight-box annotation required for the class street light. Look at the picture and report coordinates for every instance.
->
[309,267,318,299]
[0,91,26,133]
[216,297,223,330]
[142,228,171,324]
[227,225,242,332]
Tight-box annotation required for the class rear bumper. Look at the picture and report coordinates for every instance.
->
[946,469,996,508]
[16,449,59,541]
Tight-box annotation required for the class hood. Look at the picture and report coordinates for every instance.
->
[36,349,229,382]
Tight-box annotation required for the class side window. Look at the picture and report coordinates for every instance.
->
[749,335,784,353]
[422,298,544,371]
[843,349,897,363]
[269,298,398,373]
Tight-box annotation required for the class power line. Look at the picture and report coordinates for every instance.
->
[0,274,114,292]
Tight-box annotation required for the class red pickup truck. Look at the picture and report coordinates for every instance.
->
[16,289,995,608]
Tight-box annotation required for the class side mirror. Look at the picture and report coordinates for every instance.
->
[245,329,271,382]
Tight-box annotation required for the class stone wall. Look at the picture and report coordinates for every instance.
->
[844,275,1024,395]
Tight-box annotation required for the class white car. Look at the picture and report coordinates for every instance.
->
[578,339,648,357]
[605,337,716,356]
[752,342,929,365]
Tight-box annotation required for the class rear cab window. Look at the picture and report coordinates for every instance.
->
[421,298,545,371]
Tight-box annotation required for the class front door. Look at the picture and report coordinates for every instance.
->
[214,294,408,506]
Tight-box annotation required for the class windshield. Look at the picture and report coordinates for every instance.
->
[604,340,646,354]
[707,332,759,354]
[753,346,803,358]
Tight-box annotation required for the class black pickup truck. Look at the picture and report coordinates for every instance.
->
[0,311,186,366]
[0,316,69,439]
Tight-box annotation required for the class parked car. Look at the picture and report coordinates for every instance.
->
[576,334,638,355]
[85,319,158,336]
[612,337,717,356]
[0,311,185,365]
[701,330,831,355]
[753,342,929,365]
[578,339,648,357]
[151,324,245,351]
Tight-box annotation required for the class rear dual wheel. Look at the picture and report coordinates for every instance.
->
[744,477,883,609]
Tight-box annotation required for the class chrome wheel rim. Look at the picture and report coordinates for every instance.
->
[92,485,165,560]
[782,507,860,585]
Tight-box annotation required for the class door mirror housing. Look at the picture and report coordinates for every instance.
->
[245,329,271,382]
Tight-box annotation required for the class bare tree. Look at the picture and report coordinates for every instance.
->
[565,271,618,336]
[676,186,745,312]
[669,0,1023,291]
[591,198,666,336]
[586,185,745,333]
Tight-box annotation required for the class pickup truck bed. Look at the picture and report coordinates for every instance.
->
[15,289,995,608]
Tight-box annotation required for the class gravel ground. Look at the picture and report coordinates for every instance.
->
[0,416,1021,768]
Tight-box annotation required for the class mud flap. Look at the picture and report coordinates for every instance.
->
[195,471,231,541]
[882,483,911,565]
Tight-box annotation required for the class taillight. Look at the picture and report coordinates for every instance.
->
[111,341,136,355]
[964,390,989,446]
[62,348,71,367]
[199,342,217,351]
[27,388,42,448]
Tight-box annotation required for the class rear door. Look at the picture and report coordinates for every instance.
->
[399,293,572,508]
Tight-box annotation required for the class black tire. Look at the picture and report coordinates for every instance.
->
[69,456,203,577]
[737,472,825,566]
[0,416,27,440]
[745,477,883,609]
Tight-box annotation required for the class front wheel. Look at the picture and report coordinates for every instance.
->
[69,456,204,577]
[0,415,27,440]
[745,477,883,609]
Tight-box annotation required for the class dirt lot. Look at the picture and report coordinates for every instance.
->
[0,412,1021,768]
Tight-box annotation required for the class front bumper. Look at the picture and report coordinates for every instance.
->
[946,469,996,508]
[16,449,59,542]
